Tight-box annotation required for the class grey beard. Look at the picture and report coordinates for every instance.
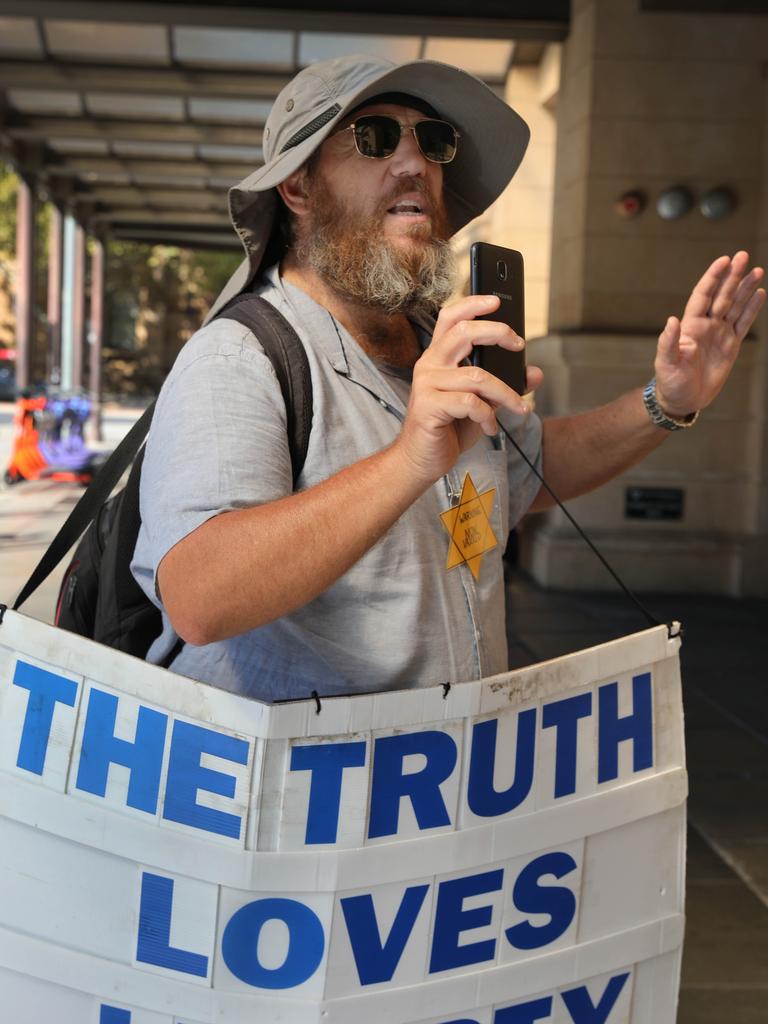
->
[298,224,456,318]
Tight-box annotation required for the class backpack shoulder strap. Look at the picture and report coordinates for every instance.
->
[213,293,313,487]
[12,402,155,611]
[12,294,313,612]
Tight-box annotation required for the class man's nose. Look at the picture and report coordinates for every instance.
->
[388,128,428,176]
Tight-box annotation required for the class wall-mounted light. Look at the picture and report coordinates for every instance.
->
[700,186,737,220]
[656,186,694,221]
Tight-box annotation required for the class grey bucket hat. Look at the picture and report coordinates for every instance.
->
[207,53,530,319]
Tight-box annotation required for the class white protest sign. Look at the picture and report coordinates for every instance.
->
[0,609,686,1024]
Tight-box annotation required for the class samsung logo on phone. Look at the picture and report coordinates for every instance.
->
[493,291,516,302]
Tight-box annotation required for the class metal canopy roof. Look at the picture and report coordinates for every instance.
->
[0,1,568,249]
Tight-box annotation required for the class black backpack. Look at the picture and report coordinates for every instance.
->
[12,294,313,664]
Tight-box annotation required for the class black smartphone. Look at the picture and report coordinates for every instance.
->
[470,242,527,396]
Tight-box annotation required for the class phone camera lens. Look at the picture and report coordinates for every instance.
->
[497,260,507,281]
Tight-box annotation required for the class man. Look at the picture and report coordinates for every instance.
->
[132,55,765,703]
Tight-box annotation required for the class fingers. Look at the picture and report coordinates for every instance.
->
[430,294,524,366]
[724,265,765,324]
[428,318,524,366]
[524,365,544,395]
[423,365,529,415]
[433,293,501,338]
[420,388,500,437]
[683,255,731,319]
[684,251,765,325]
[709,251,750,319]
[734,287,767,341]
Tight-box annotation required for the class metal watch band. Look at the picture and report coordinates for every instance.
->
[642,378,699,431]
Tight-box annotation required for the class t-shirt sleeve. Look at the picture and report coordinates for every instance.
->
[498,405,543,526]
[135,318,294,591]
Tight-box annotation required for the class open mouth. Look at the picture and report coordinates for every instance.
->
[387,200,429,217]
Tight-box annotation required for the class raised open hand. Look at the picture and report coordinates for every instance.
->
[654,251,765,418]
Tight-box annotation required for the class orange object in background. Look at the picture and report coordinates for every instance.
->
[4,396,94,486]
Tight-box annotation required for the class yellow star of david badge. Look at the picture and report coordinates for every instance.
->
[439,472,498,580]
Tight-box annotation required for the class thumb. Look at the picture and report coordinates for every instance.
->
[656,316,681,365]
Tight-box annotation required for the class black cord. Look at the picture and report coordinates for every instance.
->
[500,422,668,634]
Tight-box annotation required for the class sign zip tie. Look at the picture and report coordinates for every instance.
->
[311,690,322,714]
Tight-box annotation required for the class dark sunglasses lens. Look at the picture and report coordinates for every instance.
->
[415,120,458,163]
[353,116,401,158]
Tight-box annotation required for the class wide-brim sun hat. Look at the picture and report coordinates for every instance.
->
[206,53,530,319]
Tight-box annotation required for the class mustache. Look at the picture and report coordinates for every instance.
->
[375,177,436,217]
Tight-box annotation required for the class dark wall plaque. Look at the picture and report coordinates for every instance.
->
[625,486,685,521]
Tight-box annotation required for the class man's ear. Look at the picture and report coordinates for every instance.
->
[277,169,310,217]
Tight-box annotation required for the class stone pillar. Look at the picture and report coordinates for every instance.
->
[87,236,105,442]
[452,46,559,342]
[741,72,768,596]
[61,210,87,393]
[14,175,36,392]
[60,210,76,393]
[46,203,64,386]
[522,0,768,596]
[72,219,86,392]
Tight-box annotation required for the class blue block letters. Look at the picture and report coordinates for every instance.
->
[430,869,503,973]
[541,693,593,798]
[467,711,536,817]
[75,689,167,813]
[505,852,577,950]
[368,730,457,838]
[341,884,430,984]
[561,972,630,1023]
[494,997,553,1023]
[136,872,208,977]
[290,740,367,843]
[221,897,325,988]
[100,1007,131,1024]
[12,660,78,775]
[598,674,653,783]
[163,719,249,839]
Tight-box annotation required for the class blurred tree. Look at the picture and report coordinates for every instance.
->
[0,163,18,351]
[101,241,239,398]
[1,160,241,397]
[0,163,53,375]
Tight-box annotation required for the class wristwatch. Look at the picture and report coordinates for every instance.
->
[642,378,699,431]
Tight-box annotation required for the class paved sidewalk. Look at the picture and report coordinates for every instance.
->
[1,400,766,1021]
[505,576,768,1022]
[0,400,145,621]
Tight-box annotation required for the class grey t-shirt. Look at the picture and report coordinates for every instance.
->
[131,265,543,702]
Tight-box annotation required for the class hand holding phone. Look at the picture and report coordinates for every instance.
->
[470,242,527,396]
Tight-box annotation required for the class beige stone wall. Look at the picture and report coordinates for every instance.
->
[743,72,768,595]
[547,0,595,329]
[551,0,768,333]
[452,46,559,341]
[523,0,768,596]
[526,332,760,594]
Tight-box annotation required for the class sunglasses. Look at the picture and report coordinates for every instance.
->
[340,115,460,164]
